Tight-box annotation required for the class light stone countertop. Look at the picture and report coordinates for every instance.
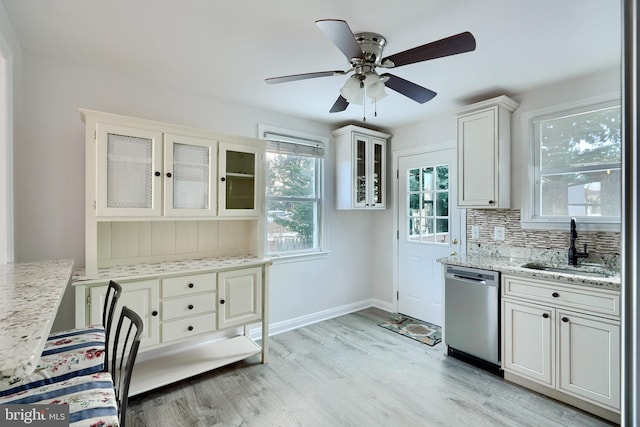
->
[73,255,271,284]
[438,254,620,290]
[0,259,75,382]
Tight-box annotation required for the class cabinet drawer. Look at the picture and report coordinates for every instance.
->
[162,272,217,298]
[161,293,216,321]
[503,275,620,317]
[161,313,216,343]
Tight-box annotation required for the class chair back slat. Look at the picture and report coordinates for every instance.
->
[103,280,122,371]
[110,306,143,427]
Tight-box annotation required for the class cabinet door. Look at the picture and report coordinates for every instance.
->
[558,310,620,410]
[96,123,163,217]
[353,135,368,208]
[217,267,262,329]
[164,134,217,217]
[90,279,160,350]
[503,299,555,386]
[218,142,261,217]
[368,137,385,208]
[457,109,497,207]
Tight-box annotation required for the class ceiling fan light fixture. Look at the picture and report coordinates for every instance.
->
[340,75,364,105]
[364,73,387,100]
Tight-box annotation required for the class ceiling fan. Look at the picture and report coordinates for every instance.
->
[265,19,477,113]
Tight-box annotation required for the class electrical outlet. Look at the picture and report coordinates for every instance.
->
[494,226,506,241]
[471,225,480,239]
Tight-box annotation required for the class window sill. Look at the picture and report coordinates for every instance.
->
[520,219,621,233]
[267,250,330,264]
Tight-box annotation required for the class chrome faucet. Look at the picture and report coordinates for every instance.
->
[568,218,588,266]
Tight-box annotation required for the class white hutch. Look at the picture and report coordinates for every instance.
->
[74,109,270,395]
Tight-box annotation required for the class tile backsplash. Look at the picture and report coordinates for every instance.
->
[466,209,621,267]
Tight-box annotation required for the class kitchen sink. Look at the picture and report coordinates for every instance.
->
[520,262,617,278]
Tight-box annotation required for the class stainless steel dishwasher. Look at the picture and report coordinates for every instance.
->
[444,265,501,371]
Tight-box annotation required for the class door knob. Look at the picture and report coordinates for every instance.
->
[452,239,458,245]
[450,251,458,256]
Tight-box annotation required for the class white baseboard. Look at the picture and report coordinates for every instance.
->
[248,298,394,340]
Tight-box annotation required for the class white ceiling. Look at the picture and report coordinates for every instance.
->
[2,0,622,129]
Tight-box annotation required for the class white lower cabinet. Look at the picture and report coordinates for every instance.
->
[502,275,620,420]
[218,267,262,329]
[77,262,268,395]
[503,299,554,386]
[557,309,620,408]
[90,278,160,349]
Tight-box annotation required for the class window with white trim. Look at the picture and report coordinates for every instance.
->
[263,132,324,256]
[530,99,621,226]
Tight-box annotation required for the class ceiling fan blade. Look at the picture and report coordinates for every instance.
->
[381,73,437,104]
[265,70,346,84]
[381,32,476,68]
[330,95,349,113]
[316,19,363,61]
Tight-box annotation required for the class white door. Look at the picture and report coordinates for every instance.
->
[397,148,462,325]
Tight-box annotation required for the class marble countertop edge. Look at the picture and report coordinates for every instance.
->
[438,254,620,290]
[72,256,272,284]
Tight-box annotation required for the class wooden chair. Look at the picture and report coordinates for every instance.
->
[0,306,144,427]
[0,280,122,397]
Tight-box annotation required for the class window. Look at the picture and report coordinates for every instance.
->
[526,99,621,229]
[262,129,324,256]
[407,164,450,243]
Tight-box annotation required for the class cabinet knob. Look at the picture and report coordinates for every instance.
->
[542,313,549,319]
[154,171,161,177]
[221,177,226,182]
[152,310,158,316]
[562,317,569,323]
[166,172,172,178]
[552,292,559,298]
[220,299,226,305]
[188,326,194,331]
[188,283,194,288]
[488,200,495,205]
[188,304,194,310]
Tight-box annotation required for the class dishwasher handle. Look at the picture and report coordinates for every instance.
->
[451,274,487,285]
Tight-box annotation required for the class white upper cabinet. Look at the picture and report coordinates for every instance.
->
[164,134,216,217]
[96,123,163,217]
[333,125,391,210]
[218,142,261,217]
[87,110,263,219]
[457,95,518,209]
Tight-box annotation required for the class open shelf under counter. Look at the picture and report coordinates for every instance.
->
[129,335,262,397]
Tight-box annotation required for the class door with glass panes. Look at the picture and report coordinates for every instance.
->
[397,148,463,325]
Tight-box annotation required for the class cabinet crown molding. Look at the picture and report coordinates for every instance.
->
[331,124,392,139]
[457,95,520,115]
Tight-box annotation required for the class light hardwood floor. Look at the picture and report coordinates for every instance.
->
[127,308,615,427]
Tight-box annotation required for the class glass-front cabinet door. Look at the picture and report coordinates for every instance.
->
[96,123,163,217]
[355,137,367,206]
[218,142,260,217]
[352,135,385,209]
[164,134,216,217]
[370,137,385,208]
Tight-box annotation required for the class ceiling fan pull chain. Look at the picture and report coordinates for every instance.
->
[363,83,367,121]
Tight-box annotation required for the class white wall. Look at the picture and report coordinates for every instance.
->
[0,1,19,263]
[16,51,377,331]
